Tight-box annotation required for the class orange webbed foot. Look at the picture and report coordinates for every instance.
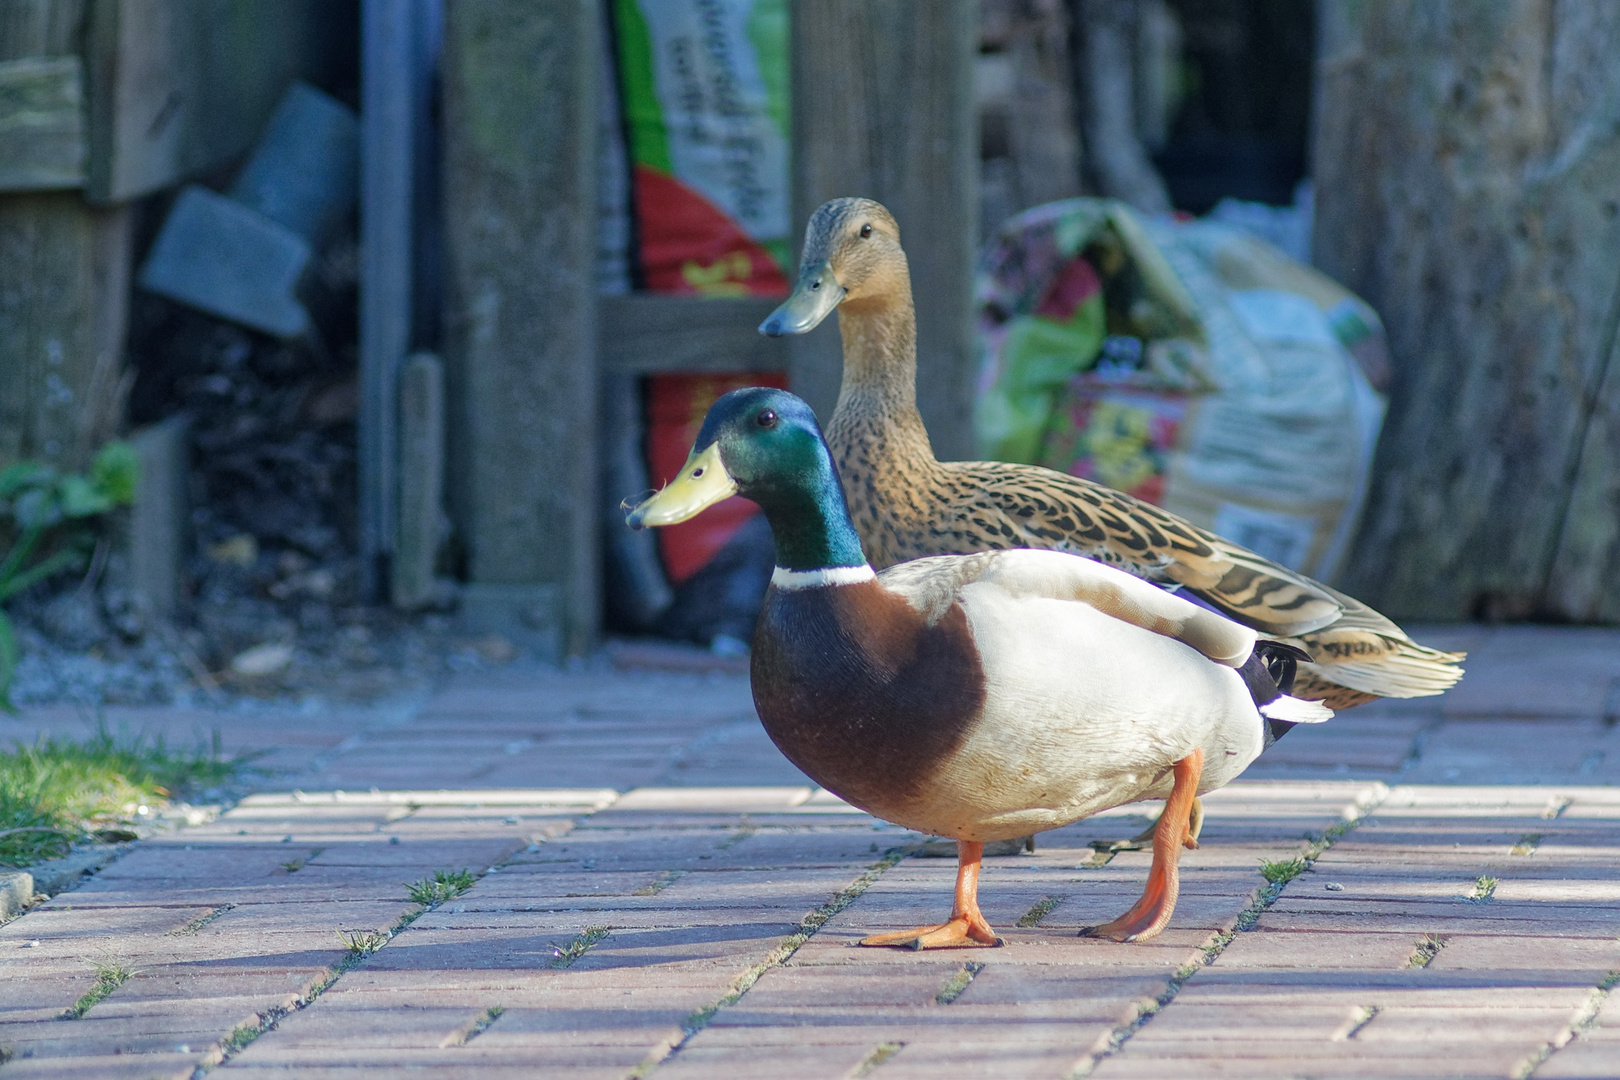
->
[860,912,1004,950]
[1082,751,1204,944]
[861,840,1005,950]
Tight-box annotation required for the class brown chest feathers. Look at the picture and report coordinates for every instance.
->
[749,581,985,816]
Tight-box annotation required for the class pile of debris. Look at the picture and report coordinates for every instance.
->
[6,264,514,709]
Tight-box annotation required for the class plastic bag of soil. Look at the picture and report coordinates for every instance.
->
[975,198,1388,579]
[611,0,791,297]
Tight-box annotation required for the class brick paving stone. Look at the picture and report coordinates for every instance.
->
[6,636,1620,1078]
[1093,781,1620,1080]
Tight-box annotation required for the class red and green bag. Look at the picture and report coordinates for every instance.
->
[613,0,791,297]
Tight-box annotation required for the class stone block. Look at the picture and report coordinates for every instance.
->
[457,583,562,662]
[122,415,189,619]
[392,352,452,611]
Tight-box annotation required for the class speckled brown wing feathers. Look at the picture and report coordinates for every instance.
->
[827,422,1464,704]
[866,456,1345,637]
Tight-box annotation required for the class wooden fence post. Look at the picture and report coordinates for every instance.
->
[788,0,980,460]
[441,0,600,655]
[1316,1,1620,621]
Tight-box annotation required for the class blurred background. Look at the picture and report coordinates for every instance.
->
[2,0,1618,706]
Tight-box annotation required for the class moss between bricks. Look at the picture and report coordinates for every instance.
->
[191,862,499,1077]
[850,1041,905,1077]
[1511,970,1620,1080]
[60,957,133,1020]
[628,845,915,1078]
[1066,784,1390,1079]
[934,962,984,1005]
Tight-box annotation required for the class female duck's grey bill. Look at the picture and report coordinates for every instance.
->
[759,264,846,336]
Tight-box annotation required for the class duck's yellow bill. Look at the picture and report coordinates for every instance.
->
[626,442,737,529]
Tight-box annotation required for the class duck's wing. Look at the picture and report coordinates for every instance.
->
[929,460,1344,636]
[1291,585,1466,703]
[879,549,1257,668]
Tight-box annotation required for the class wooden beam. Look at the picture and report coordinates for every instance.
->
[441,0,599,656]
[788,0,979,459]
[0,55,86,191]
[360,0,437,600]
[598,295,788,375]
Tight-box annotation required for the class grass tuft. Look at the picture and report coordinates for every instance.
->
[337,929,390,955]
[407,868,476,907]
[1511,834,1543,856]
[1469,875,1499,903]
[1258,857,1308,885]
[60,957,132,1019]
[1331,1004,1381,1042]
[0,723,244,866]
[1408,933,1447,968]
[550,925,611,968]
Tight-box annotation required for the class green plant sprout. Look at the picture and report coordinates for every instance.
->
[0,442,139,709]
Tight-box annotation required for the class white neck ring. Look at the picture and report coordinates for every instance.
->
[771,565,876,590]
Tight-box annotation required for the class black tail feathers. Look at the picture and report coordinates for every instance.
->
[1253,640,1311,696]
[1244,640,1315,747]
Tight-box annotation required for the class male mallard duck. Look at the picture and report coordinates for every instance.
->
[628,387,1331,946]
[760,198,1464,711]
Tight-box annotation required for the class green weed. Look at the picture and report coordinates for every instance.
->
[337,929,390,955]
[1258,857,1308,885]
[407,868,476,907]
[1408,933,1447,968]
[61,957,132,1019]
[550,925,611,968]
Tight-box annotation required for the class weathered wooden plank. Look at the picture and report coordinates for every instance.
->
[0,0,85,59]
[1318,0,1620,621]
[82,0,344,204]
[598,295,788,375]
[441,0,599,655]
[0,55,86,190]
[392,352,445,612]
[360,0,437,600]
[123,415,188,618]
[0,192,130,470]
[788,0,979,459]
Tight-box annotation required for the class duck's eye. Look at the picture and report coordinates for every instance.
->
[692,467,704,477]
[859,223,873,239]
[757,409,779,429]
[809,279,821,291]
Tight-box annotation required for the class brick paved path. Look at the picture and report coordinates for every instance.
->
[2,625,1619,1078]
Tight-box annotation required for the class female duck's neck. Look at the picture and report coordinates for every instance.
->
[836,297,919,413]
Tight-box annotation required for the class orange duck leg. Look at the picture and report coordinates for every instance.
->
[860,840,1005,949]
[1084,749,1204,943]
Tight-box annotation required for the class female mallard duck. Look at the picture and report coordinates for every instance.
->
[628,387,1332,947]
[760,198,1464,711]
